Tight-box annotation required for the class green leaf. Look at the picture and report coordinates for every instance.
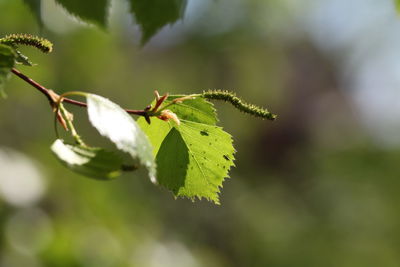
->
[138,96,234,204]
[137,118,172,156]
[55,0,109,27]
[0,44,16,98]
[86,94,156,182]
[164,95,217,125]
[51,139,123,180]
[129,0,187,43]
[156,121,235,204]
[22,0,43,26]
[137,95,217,155]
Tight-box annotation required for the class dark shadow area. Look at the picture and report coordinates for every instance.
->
[156,128,189,193]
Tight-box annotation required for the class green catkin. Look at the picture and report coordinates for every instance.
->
[202,90,277,120]
[0,34,53,53]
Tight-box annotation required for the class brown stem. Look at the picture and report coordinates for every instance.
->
[11,68,147,116]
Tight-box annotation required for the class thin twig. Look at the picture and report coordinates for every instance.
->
[11,68,147,116]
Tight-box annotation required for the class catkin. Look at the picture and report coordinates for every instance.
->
[202,90,277,120]
[0,34,53,53]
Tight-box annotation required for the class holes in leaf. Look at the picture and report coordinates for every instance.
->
[200,130,209,136]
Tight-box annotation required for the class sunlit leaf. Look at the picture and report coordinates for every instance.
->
[137,95,217,155]
[51,139,123,180]
[129,0,187,43]
[163,95,217,125]
[86,94,156,182]
[156,121,235,204]
[137,118,172,156]
[55,0,109,27]
[138,95,234,203]
[0,44,16,98]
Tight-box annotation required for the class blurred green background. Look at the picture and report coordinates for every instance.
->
[1,0,400,266]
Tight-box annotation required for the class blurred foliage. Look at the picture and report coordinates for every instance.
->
[55,0,109,27]
[0,44,15,97]
[0,0,400,266]
[23,0,187,43]
[129,0,187,43]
